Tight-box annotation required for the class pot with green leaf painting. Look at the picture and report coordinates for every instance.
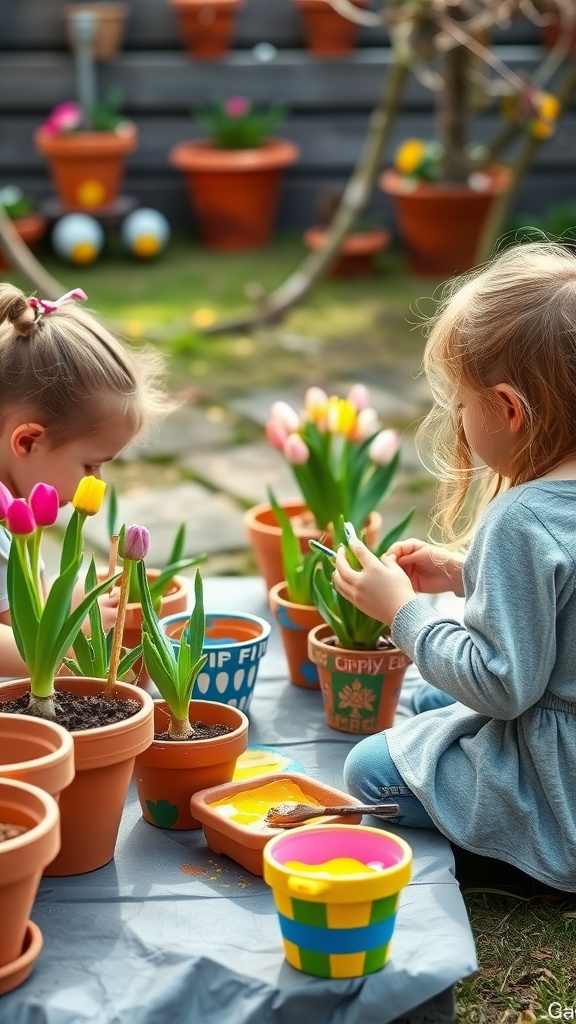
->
[267,489,324,690]
[133,565,249,830]
[308,517,413,736]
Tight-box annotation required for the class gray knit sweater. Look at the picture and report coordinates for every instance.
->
[387,480,576,891]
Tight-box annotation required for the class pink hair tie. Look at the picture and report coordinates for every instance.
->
[28,288,87,319]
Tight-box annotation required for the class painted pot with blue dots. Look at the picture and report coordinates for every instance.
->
[269,582,323,690]
[160,611,271,714]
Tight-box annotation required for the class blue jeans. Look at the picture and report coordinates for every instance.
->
[343,731,438,830]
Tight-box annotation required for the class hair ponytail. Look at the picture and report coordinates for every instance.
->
[0,283,36,338]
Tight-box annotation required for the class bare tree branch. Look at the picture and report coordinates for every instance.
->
[0,206,64,298]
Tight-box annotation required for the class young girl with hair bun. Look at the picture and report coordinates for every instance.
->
[334,241,576,892]
[0,283,170,678]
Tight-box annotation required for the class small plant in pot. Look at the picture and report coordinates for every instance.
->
[133,559,249,829]
[0,480,155,876]
[267,488,324,690]
[308,516,413,736]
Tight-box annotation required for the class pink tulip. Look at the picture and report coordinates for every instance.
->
[224,96,250,118]
[284,433,310,465]
[0,482,13,520]
[43,101,82,135]
[304,386,329,415]
[29,483,59,527]
[353,407,379,441]
[122,525,150,561]
[369,429,400,465]
[347,383,371,411]
[269,400,300,434]
[6,499,36,536]
[265,419,288,451]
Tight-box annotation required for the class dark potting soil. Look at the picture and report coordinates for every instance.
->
[155,722,234,741]
[0,690,141,732]
[0,823,27,843]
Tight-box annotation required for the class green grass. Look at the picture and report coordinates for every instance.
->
[7,232,576,1020]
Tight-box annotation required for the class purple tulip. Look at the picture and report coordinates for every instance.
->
[29,483,59,527]
[6,499,36,536]
[122,525,150,561]
[0,482,13,521]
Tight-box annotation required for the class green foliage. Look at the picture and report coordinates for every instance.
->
[63,558,142,681]
[0,185,35,219]
[138,563,207,729]
[268,488,320,605]
[311,512,414,650]
[86,86,125,132]
[196,96,285,149]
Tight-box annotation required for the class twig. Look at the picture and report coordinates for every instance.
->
[107,535,119,595]
[105,561,131,695]
[0,205,65,298]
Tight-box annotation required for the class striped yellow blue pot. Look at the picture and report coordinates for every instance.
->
[263,824,412,978]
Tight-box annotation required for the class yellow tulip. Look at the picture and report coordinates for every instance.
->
[72,475,107,516]
[531,91,560,139]
[395,139,427,176]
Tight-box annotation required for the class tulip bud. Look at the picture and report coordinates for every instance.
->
[284,432,310,465]
[29,483,59,527]
[269,401,300,434]
[6,498,36,536]
[353,407,379,441]
[347,383,371,411]
[304,386,328,417]
[265,419,288,451]
[369,429,400,465]
[121,525,150,561]
[73,476,107,516]
[0,482,13,521]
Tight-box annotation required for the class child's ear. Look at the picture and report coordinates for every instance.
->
[10,422,47,459]
[491,384,523,435]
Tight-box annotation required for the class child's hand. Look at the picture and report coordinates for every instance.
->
[386,539,464,596]
[333,538,416,626]
[97,588,121,634]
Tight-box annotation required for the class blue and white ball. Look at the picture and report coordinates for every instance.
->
[52,214,104,265]
[121,208,170,259]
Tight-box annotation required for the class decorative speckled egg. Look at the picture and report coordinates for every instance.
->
[121,208,170,259]
[52,214,104,265]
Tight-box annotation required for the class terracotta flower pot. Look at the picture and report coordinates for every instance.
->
[0,778,60,974]
[160,610,270,713]
[308,623,410,735]
[0,712,74,802]
[133,699,249,829]
[34,122,138,212]
[304,226,391,278]
[268,581,324,690]
[0,213,47,270]
[169,0,242,58]
[293,0,368,55]
[169,138,300,250]
[63,2,130,60]
[244,500,382,594]
[0,677,154,875]
[0,921,43,997]
[378,165,509,278]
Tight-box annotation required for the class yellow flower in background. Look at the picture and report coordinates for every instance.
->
[191,307,216,329]
[531,91,560,139]
[395,139,427,176]
[73,475,106,516]
[326,396,357,437]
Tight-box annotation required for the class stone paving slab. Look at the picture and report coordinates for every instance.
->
[182,441,299,506]
[119,405,237,462]
[57,482,248,566]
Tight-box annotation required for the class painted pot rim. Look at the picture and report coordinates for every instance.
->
[160,609,271,646]
[263,823,413,901]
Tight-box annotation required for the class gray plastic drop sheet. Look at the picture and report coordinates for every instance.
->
[0,579,476,1024]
